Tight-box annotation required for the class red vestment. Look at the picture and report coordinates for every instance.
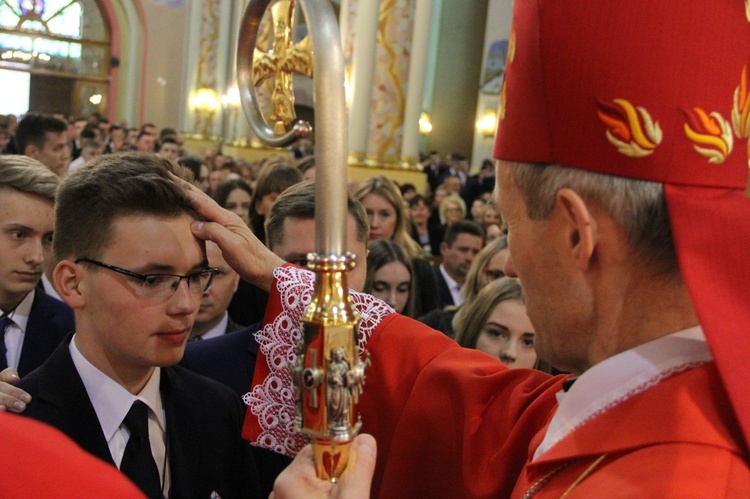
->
[246,266,750,497]
[0,411,144,497]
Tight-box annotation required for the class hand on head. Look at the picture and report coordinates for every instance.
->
[271,434,377,499]
[169,172,284,292]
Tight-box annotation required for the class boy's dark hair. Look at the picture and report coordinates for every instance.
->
[54,152,198,261]
[15,113,67,153]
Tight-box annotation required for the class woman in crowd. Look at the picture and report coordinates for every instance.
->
[213,179,253,226]
[454,277,546,371]
[408,194,443,258]
[249,162,303,245]
[481,202,501,228]
[354,176,439,317]
[364,240,415,317]
[417,235,509,337]
[439,193,466,226]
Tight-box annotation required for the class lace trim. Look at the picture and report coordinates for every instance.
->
[243,266,394,456]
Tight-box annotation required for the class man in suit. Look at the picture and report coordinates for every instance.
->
[0,156,73,389]
[16,154,260,498]
[434,221,484,308]
[189,241,241,340]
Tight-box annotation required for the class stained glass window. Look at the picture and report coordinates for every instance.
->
[0,0,109,78]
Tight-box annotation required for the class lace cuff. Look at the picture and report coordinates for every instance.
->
[242,264,394,456]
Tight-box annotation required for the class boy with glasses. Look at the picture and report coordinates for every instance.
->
[16,153,260,498]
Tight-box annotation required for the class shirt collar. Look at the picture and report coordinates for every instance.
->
[0,290,34,333]
[69,335,165,442]
[534,326,711,460]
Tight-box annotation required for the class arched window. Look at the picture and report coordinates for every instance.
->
[0,0,109,78]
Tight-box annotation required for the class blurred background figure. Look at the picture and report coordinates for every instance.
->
[440,193,467,226]
[249,162,303,245]
[178,156,211,192]
[354,176,439,317]
[408,194,443,258]
[213,179,253,227]
[418,235,508,337]
[454,278,548,372]
[364,240,414,317]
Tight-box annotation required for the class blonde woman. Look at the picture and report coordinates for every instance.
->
[355,176,440,316]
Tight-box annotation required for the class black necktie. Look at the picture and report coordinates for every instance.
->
[0,315,11,371]
[120,401,162,498]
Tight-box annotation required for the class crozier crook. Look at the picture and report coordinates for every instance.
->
[237,0,367,481]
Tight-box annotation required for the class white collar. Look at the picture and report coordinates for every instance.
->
[439,264,463,304]
[41,274,62,302]
[199,312,228,341]
[534,326,711,460]
[69,335,165,442]
[0,289,34,333]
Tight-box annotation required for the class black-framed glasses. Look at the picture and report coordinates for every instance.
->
[75,257,216,301]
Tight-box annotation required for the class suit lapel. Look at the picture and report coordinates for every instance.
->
[161,367,201,498]
[32,336,115,465]
[19,290,54,376]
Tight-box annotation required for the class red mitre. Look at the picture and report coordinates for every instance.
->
[495,0,750,446]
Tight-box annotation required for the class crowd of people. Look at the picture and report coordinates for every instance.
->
[0,103,532,497]
[0,0,748,496]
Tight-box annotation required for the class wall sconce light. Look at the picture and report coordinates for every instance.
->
[476,109,498,138]
[419,112,433,135]
[222,85,242,144]
[192,87,220,136]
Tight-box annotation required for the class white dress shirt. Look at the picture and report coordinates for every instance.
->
[0,290,34,369]
[534,326,711,460]
[439,264,464,306]
[41,274,62,301]
[70,336,170,496]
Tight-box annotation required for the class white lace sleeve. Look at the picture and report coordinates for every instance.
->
[243,265,394,456]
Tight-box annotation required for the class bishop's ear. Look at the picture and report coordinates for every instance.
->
[555,188,597,270]
[53,260,86,309]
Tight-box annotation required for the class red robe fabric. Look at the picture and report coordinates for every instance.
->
[0,411,144,497]
[246,266,749,497]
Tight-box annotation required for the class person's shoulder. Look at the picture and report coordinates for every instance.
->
[166,364,241,403]
[0,412,143,498]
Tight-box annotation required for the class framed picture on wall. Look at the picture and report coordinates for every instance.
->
[481,39,508,95]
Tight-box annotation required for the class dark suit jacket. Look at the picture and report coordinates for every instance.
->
[434,266,456,309]
[181,325,291,498]
[224,316,242,335]
[18,335,260,499]
[18,287,74,377]
[412,258,441,317]
[227,280,268,327]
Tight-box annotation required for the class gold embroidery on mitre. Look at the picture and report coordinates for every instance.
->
[745,0,750,23]
[733,65,750,139]
[597,99,663,157]
[508,27,516,64]
[683,108,734,164]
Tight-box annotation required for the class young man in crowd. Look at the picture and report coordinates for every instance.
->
[16,154,260,498]
[183,0,750,496]
[0,156,72,387]
[15,113,69,176]
[188,241,241,341]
